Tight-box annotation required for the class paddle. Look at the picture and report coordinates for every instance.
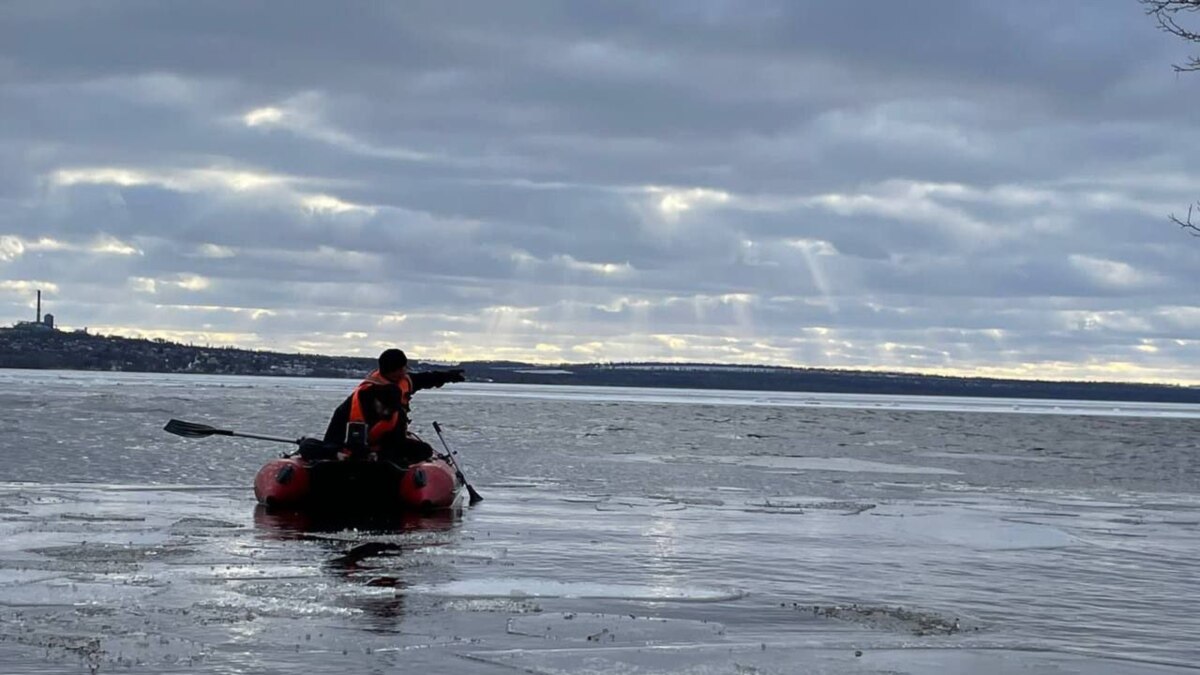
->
[432,421,483,504]
[163,419,300,445]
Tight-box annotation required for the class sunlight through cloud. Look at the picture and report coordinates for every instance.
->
[243,106,285,127]
[646,186,731,220]
[90,236,142,256]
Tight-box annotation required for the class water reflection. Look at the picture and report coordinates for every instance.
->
[252,505,465,628]
[252,504,462,537]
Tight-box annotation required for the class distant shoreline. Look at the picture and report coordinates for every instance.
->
[3,327,1200,405]
[8,368,1200,420]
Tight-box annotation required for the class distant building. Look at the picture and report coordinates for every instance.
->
[11,289,57,332]
[12,318,53,332]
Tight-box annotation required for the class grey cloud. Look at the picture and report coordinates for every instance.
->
[3,0,1200,380]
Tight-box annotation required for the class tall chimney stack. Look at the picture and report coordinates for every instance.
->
[36,290,41,323]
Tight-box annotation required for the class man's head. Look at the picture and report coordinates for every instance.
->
[378,348,408,382]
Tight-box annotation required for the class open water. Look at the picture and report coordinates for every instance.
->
[0,369,1198,674]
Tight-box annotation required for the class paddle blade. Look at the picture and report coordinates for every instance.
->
[163,419,229,439]
[465,482,483,504]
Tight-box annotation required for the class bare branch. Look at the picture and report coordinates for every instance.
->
[1143,2,1200,237]
[1141,0,1200,71]
[1169,203,1200,236]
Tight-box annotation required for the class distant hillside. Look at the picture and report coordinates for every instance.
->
[3,326,1199,404]
[0,326,377,378]
[459,361,1200,404]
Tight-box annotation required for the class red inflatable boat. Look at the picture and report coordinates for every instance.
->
[253,455,465,511]
[163,419,473,512]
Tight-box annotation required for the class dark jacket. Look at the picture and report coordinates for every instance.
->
[322,369,464,444]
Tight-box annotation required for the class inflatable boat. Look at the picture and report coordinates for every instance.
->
[253,454,465,510]
[164,419,476,513]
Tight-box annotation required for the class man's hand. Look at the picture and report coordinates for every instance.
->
[423,369,467,388]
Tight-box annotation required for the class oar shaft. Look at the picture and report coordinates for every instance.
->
[229,431,298,444]
[432,422,482,503]
[164,419,298,444]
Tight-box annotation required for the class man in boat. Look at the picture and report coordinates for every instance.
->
[321,348,465,463]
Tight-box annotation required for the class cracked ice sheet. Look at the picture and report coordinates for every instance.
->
[506,613,727,644]
[462,643,1200,675]
[615,454,963,475]
[411,579,748,602]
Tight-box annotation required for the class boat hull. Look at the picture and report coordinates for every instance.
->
[254,456,463,511]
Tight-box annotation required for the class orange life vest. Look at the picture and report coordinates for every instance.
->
[347,370,413,448]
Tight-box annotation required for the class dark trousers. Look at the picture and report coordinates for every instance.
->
[378,435,435,465]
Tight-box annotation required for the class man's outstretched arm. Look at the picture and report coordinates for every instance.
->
[410,369,466,392]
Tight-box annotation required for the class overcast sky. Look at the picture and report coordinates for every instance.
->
[2,1,1199,382]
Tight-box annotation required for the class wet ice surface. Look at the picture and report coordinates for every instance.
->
[1,371,1199,673]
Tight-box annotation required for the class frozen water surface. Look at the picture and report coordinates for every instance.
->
[0,370,1198,673]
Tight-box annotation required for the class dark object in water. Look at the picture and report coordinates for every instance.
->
[328,542,405,568]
